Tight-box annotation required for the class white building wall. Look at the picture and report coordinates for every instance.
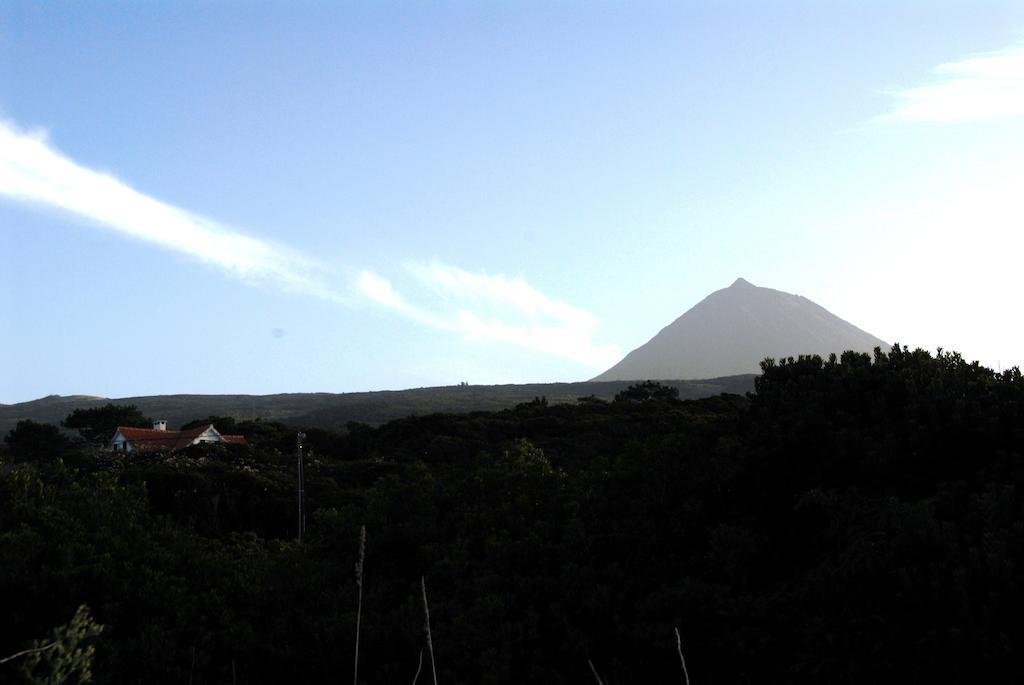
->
[110,430,134,453]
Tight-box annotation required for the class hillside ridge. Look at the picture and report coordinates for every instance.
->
[0,376,756,435]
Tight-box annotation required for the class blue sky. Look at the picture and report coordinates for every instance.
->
[2,1,1024,403]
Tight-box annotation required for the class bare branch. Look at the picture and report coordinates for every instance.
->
[587,658,605,685]
[0,641,57,665]
[410,649,423,685]
[354,525,366,685]
[675,627,691,685]
[422,577,439,685]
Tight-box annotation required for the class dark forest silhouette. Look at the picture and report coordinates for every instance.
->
[2,345,1023,683]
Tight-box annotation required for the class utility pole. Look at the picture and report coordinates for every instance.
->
[296,431,306,541]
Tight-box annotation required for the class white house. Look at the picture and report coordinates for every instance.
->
[110,420,246,453]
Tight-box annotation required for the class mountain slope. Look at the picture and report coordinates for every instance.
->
[594,278,888,381]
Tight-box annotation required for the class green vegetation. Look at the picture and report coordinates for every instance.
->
[2,347,1023,682]
[5,605,104,684]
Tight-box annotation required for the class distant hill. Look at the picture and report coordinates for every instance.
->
[0,376,755,436]
[594,278,888,381]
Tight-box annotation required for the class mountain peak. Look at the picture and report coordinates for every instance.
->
[591,281,889,382]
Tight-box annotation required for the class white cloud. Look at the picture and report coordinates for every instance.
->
[356,270,449,330]
[357,270,406,310]
[408,262,598,332]
[877,44,1024,123]
[357,264,622,370]
[0,119,341,301]
[1,117,621,371]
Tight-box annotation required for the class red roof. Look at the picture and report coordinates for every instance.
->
[113,424,247,451]
[114,427,183,451]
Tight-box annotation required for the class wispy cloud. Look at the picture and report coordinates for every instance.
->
[0,119,341,300]
[408,262,599,331]
[356,270,448,329]
[1,117,619,370]
[877,44,1024,123]
[358,263,622,369]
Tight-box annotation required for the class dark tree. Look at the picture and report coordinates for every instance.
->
[180,415,238,432]
[613,380,680,403]
[62,403,152,442]
[3,420,75,463]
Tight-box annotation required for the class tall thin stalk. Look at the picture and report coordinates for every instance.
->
[587,659,605,685]
[421,577,438,685]
[354,526,366,685]
[410,649,423,685]
[674,627,691,685]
